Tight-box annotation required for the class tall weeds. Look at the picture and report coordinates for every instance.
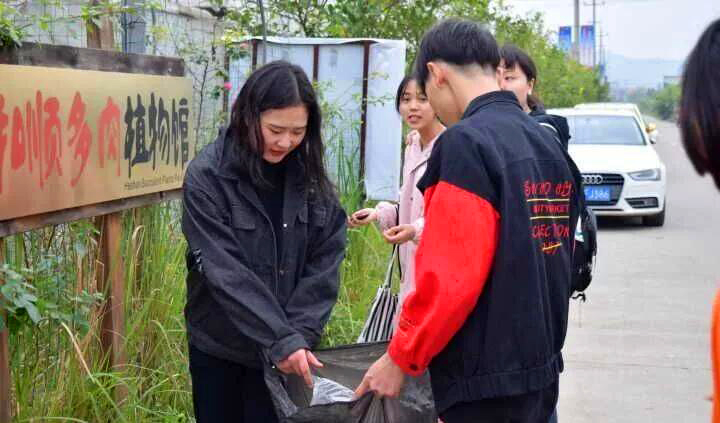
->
[4,96,394,421]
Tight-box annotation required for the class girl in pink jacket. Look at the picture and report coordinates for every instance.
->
[348,75,445,308]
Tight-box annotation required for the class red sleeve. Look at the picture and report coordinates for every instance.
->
[388,181,500,376]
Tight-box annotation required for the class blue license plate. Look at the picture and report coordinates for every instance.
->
[584,186,611,202]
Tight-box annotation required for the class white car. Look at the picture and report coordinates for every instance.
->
[575,102,659,143]
[548,107,667,227]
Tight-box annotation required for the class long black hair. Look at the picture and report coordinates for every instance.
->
[679,18,720,189]
[229,61,333,196]
[500,43,543,111]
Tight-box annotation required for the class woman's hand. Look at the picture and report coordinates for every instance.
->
[277,349,324,388]
[348,208,377,228]
[383,224,416,244]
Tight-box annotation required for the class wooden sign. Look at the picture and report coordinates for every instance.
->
[0,64,195,221]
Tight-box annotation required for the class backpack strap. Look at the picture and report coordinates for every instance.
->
[559,148,587,212]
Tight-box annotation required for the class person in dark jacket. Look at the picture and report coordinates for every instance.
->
[182,61,347,422]
[500,44,571,150]
[501,43,581,423]
[355,20,581,423]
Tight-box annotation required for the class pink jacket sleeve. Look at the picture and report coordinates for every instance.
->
[411,217,424,243]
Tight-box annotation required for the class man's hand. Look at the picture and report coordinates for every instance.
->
[277,349,323,388]
[383,224,416,244]
[354,352,407,399]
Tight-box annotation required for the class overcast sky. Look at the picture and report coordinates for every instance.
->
[502,0,720,61]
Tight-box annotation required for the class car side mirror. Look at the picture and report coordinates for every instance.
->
[646,123,659,144]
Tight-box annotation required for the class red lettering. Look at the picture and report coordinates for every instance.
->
[67,92,92,186]
[0,95,7,194]
[553,224,570,238]
[43,96,63,181]
[26,95,39,176]
[11,107,25,170]
[541,182,552,195]
[532,224,551,239]
[556,181,572,197]
[19,92,45,187]
[98,97,121,176]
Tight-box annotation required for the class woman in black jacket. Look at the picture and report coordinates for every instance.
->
[500,44,571,150]
[181,61,347,422]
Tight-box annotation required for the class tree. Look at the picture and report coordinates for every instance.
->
[223,0,609,106]
[649,84,680,121]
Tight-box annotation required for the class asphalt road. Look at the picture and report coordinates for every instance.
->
[559,118,720,422]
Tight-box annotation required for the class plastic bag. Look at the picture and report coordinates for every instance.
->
[311,376,355,406]
[265,342,438,422]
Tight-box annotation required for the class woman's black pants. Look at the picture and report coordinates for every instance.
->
[189,344,279,423]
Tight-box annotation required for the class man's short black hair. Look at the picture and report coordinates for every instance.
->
[414,19,501,91]
[679,18,720,189]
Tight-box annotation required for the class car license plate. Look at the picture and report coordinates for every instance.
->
[584,186,611,202]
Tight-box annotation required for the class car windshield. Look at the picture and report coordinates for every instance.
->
[567,115,645,146]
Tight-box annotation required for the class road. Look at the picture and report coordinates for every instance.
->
[559,118,720,422]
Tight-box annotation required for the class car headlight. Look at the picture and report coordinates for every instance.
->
[628,168,661,181]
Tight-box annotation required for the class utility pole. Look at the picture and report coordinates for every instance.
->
[584,0,606,68]
[573,0,580,61]
[598,25,609,79]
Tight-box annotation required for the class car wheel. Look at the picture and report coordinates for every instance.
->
[643,204,666,227]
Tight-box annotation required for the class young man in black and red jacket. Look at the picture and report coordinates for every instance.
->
[355,19,581,423]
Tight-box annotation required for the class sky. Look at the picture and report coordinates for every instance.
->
[502,0,720,61]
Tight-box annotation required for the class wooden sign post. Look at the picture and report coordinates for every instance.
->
[97,213,128,400]
[0,241,10,422]
[0,42,193,419]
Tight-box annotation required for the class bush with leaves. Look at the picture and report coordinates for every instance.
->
[232,0,608,106]
[648,84,680,121]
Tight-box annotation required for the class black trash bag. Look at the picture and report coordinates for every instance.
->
[264,342,438,423]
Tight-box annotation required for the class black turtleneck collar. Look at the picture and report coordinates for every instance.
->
[260,158,287,189]
[462,90,522,120]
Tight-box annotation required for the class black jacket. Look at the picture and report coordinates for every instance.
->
[530,106,571,150]
[181,128,347,367]
[418,92,581,411]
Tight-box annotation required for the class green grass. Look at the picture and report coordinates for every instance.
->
[7,205,195,422]
[3,78,396,421]
[5,199,392,421]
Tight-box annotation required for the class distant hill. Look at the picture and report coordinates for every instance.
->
[605,52,683,89]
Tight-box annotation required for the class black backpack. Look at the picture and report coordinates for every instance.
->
[570,183,597,298]
[561,144,597,300]
[533,113,597,299]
